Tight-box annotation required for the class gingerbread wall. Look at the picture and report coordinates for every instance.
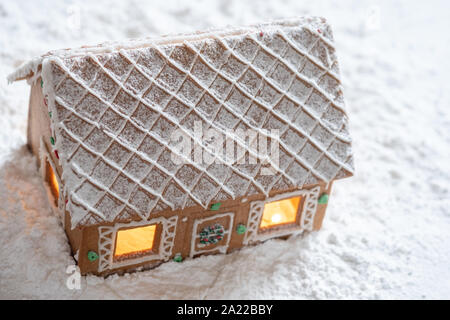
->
[78,182,332,276]
[28,79,83,256]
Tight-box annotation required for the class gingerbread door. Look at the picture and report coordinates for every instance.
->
[189,212,235,258]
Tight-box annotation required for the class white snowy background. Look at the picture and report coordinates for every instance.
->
[0,0,449,299]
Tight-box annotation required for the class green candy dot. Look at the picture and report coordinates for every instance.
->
[50,137,55,145]
[40,79,43,88]
[48,111,52,118]
[318,193,329,204]
[173,253,183,263]
[87,251,99,262]
[210,202,221,211]
[236,224,247,235]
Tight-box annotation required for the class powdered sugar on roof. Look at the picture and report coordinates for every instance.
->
[36,17,353,228]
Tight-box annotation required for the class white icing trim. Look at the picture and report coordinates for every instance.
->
[299,186,320,231]
[39,137,65,227]
[97,216,178,273]
[41,60,69,227]
[7,56,43,83]
[189,212,235,258]
[243,186,320,244]
[27,70,42,86]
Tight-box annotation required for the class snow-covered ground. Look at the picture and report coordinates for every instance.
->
[1,0,449,299]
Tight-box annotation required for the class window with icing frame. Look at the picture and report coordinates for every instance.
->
[258,195,303,231]
[113,223,162,262]
[45,158,60,206]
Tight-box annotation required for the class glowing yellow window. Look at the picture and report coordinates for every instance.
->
[46,160,59,205]
[259,196,301,230]
[114,225,157,258]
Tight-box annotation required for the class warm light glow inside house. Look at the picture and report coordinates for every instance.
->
[114,225,157,258]
[260,196,301,229]
[48,163,59,201]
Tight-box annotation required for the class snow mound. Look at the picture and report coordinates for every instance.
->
[0,0,449,299]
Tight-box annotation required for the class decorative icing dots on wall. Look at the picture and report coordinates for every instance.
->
[209,202,221,211]
[236,223,247,235]
[173,253,183,263]
[318,193,329,204]
[87,250,99,262]
[199,223,224,245]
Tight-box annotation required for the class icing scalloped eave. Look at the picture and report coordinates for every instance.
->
[7,56,43,84]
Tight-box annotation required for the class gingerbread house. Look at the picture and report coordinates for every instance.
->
[8,17,354,276]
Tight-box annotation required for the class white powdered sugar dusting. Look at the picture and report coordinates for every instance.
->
[1,0,449,300]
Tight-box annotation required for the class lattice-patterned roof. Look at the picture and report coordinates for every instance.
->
[10,17,354,228]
